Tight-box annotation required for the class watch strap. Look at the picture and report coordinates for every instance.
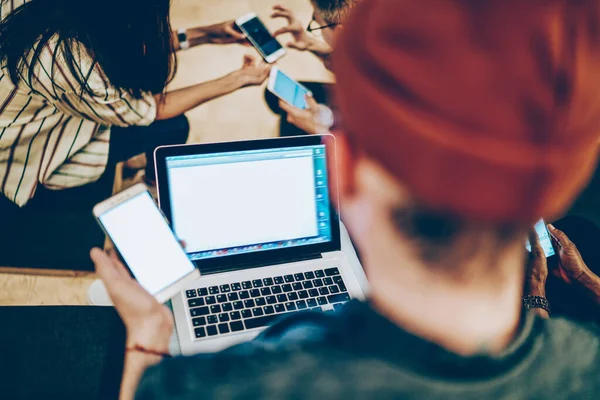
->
[177,28,190,50]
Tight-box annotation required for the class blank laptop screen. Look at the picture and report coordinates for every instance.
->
[165,145,332,261]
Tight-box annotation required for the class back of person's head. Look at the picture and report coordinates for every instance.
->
[312,0,358,24]
[0,0,175,98]
[333,0,600,265]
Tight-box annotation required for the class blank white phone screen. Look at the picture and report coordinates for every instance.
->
[99,191,195,295]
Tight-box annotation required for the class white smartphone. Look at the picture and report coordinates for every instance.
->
[236,12,286,63]
[526,219,556,258]
[93,183,200,303]
[267,67,312,109]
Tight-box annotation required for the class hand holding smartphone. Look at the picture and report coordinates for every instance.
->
[526,219,556,258]
[267,67,311,109]
[93,183,199,303]
[236,13,286,63]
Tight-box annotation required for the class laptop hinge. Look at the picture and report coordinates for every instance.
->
[201,253,324,275]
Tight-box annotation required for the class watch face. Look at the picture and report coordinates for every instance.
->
[178,32,187,43]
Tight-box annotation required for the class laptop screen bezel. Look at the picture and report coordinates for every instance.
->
[155,135,341,274]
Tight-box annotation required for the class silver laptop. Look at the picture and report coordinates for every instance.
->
[155,135,368,355]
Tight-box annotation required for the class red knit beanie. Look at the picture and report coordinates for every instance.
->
[334,0,600,223]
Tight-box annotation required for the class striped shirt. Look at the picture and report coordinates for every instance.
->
[0,0,156,207]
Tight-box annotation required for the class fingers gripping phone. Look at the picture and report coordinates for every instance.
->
[236,12,285,63]
[267,67,312,109]
[93,183,199,303]
[526,219,556,258]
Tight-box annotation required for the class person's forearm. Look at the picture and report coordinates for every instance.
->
[154,72,245,120]
[120,352,162,400]
[578,271,600,306]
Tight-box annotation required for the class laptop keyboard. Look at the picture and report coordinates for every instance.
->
[185,267,350,340]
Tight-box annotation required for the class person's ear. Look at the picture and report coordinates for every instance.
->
[327,132,357,207]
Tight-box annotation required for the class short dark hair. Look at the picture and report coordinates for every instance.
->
[0,0,175,99]
[312,0,357,24]
[391,201,520,265]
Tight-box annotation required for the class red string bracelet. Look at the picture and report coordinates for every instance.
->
[126,344,173,358]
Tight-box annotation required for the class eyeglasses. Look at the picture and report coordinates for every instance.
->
[307,17,339,36]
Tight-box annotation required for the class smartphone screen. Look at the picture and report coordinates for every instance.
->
[526,219,556,257]
[272,70,310,109]
[240,17,283,58]
[97,191,196,295]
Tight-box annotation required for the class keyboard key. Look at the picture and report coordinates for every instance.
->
[298,290,309,299]
[292,282,303,291]
[319,287,330,296]
[256,297,266,307]
[188,298,205,308]
[317,297,328,305]
[233,301,244,310]
[244,299,255,308]
[218,323,230,334]
[210,305,221,314]
[313,279,324,287]
[209,286,220,294]
[242,281,252,289]
[277,294,288,303]
[230,311,241,320]
[274,304,286,313]
[284,275,295,283]
[328,293,351,304]
[307,298,317,308]
[195,327,206,338]
[228,292,239,301]
[334,303,345,312]
[285,302,297,311]
[263,278,274,286]
[198,288,208,296]
[288,292,299,301]
[219,313,230,322]
[272,286,283,294]
[294,273,305,281]
[323,277,334,286]
[329,285,340,294]
[303,281,313,289]
[186,289,197,298]
[304,271,315,280]
[261,287,272,296]
[241,310,252,319]
[222,303,233,312]
[282,284,293,292]
[315,270,325,278]
[239,290,250,299]
[231,282,242,291]
[252,307,264,316]
[274,276,284,284]
[205,296,216,305]
[207,315,218,324]
[207,325,218,336]
[325,268,340,276]
[338,282,347,292]
[311,307,323,312]
[333,276,344,284]
[192,317,206,326]
[296,300,308,310]
[190,307,210,317]
[230,321,244,332]
[252,279,263,288]
[220,284,231,293]
[264,305,275,314]
[309,289,319,297]
[244,313,292,330]
[266,295,277,304]
[217,294,228,303]
[250,289,261,298]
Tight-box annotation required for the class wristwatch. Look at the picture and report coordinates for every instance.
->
[523,295,551,315]
[313,104,335,134]
[177,28,190,50]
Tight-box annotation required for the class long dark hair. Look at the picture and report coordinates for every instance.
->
[0,0,176,99]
